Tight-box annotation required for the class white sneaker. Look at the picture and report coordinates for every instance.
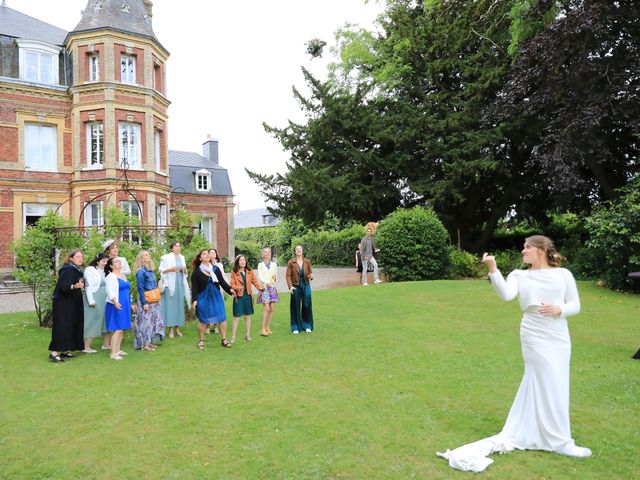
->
[558,444,592,458]
[362,283,369,286]
[101,345,111,350]
[118,350,128,356]
[110,354,123,360]
[305,328,312,333]
[82,348,97,353]
[292,330,299,335]
[374,279,382,284]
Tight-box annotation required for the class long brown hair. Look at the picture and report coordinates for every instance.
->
[525,235,564,267]
[191,249,208,270]
[233,254,252,273]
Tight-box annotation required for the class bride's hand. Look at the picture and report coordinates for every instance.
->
[482,253,497,273]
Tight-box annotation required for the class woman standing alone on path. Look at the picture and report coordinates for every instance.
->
[257,247,279,336]
[286,245,313,334]
[82,252,108,353]
[48,249,85,363]
[134,251,165,351]
[159,242,190,338]
[437,235,591,473]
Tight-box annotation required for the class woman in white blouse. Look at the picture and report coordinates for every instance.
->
[82,252,109,353]
[159,242,191,338]
[438,235,591,473]
[101,239,131,349]
[257,247,279,336]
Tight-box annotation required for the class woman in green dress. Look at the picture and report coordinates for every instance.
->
[159,242,191,338]
[82,253,109,353]
[230,255,263,342]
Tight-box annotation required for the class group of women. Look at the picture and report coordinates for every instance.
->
[47,241,315,362]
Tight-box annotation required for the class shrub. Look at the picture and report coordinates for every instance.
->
[234,240,263,268]
[494,249,524,273]
[585,177,640,291]
[449,248,482,279]
[376,207,450,281]
[290,224,364,266]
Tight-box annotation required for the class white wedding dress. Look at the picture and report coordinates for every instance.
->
[437,268,591,472]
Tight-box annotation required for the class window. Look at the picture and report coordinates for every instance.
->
[84,201,104,227]
[89,53,99,82]
[121,201,142,219]
[119,122,141,168]
[18,41,60,85]
[200,217,213,243]
[195,169,211,192]
[23,203,60,231]
[155,204,167,226]
[25,123,56,171]
[86,123,104,167]
[154,130,161,171]
[120,54,136,84]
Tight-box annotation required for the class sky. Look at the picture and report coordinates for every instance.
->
[9,0,383,212]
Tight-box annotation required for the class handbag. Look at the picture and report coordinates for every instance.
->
[157,277,166,293]
[144,288,161,303]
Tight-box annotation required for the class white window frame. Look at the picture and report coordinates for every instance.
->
[155,204,167,226]
[154,129,161,172]
[84,200,104,227]
[200,217,213,243]
[86,122,104,168]
[119,122,141,169]
[120,201,142,219]
[89,53,100,82]
[120,54,136,84]
[195,169,211,192]
[17,40,60,85]
[22,203,60,232]
[24,123,57,172]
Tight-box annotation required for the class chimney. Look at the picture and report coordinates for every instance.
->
[203,136,219,165]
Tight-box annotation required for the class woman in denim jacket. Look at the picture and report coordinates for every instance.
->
[134,251,165,351]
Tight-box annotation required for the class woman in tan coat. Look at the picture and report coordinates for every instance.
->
[230,255,263,342]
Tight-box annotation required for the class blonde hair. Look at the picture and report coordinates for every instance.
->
[134,250,155,271]
[525,235,564,267]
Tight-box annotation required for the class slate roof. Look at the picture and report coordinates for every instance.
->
[168,150,233,196]
[0,3,67,45]
[72,0,158,41]
[235,208,281,229]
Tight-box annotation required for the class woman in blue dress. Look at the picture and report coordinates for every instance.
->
[190,249,235,349]
[105,257,132,360]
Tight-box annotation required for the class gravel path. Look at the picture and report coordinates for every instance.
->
[0,267,368,314]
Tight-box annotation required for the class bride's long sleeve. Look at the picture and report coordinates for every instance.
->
[488,270,519,301]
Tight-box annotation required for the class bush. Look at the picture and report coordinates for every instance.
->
[234,240,263,269]
[585,177,640,291]
[449,248,482,279]
[290,224,364,267]
[376,207,450,281]
[494,249,524,273]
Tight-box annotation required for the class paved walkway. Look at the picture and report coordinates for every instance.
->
[0,267,367,314]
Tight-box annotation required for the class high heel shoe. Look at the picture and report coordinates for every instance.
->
[260,330,269,337]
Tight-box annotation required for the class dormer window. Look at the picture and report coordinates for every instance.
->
[18,40,60,85]
[195,169,211,192]
[121,54,136,84]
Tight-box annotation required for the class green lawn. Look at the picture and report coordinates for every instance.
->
[0,281,638,479]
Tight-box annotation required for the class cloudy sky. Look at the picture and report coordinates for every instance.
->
[10,0,382,211]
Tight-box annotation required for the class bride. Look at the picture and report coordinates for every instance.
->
[437,235,591,472]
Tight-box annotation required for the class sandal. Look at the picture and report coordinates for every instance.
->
[197,339,205,350]
[221,338,232,348]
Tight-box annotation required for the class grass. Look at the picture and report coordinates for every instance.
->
[0,280,638,479]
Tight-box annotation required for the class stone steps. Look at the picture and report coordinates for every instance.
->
[0,280,31,295]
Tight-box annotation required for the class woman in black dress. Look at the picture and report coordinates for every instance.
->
[48,249,85,363]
